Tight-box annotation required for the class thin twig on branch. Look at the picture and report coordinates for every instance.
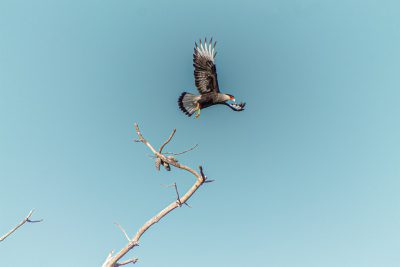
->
[114,223,131,242]
[163,143,199,156]
[149,143,198,158]
[117,258,139,266]
[162,182,187,207]
[0,209,42,242]
[102,123,208,267]
[145,128,197,172]
[159,128,176,153]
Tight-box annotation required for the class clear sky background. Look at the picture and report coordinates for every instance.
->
[1,0,399,266]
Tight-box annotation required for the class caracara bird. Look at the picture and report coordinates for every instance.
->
[178,38,246,118]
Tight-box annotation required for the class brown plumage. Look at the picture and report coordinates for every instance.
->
[178,38,245,118]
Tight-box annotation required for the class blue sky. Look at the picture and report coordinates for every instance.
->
[1,0,400,266]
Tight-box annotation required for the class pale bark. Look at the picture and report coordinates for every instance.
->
[0,209,42,242]
[102,123,210,267]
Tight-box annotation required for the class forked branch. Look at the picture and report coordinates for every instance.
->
[159,128,176,153]
[102,123,209,267]
[0,209,42,242]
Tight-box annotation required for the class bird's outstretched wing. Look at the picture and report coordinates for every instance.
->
[225,102,246,111]
[193,38,219,94]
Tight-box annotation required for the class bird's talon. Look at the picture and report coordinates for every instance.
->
[194,103,201,118]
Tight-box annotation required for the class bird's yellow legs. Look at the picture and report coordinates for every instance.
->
[195,103,201,119]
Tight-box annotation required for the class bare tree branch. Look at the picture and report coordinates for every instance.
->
[102,123,207,267]
[162,182,184,207]
[159,128,176,153]
[114,223,131,242]
[117,258,139,266]
[171,182,182,206]
[0,209,42,242]
[102,250,115,267]
[149,143,198,158]
[163,143,199,156]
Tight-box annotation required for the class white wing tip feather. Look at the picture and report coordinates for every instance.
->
[195,38,216,62]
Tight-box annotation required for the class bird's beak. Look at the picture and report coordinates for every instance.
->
[232,98,236,102]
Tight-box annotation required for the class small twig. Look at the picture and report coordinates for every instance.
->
[161,183,175,188]
[27,219,43,223]
[163,144,198,156]
[114,223,131,242]
[117,258,138,266]
[162,183,189,207]
[134,124,145,143]
[199,166,215,183]
[149,143,198,158]
[159,128,176,153]
[102,250,115,267]
[0,209,42,242]
[173,183,182,206]
[199,166,206,180]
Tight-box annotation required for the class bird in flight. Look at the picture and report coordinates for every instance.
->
[178,38,246,118]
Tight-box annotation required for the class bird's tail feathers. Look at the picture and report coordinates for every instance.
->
[178,92,198,117]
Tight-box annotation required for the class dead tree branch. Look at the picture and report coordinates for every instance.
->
[149,143,198,158]
[102,123,208,267]
[0,209,42,242]
[159,128,176,153]
[162,182,188,207]
[114,223,131,242]
[117,258,139,266]
[163,143,198,156]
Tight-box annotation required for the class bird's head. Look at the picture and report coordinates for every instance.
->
[226,94,236,102]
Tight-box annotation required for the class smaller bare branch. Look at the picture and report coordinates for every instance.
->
[162,183,187,207]
[27,219,43,223]
[199,166,206,180]
[161,183,175,188]
[117,258,139,266]
[159,128,176,153]
[108,250,114,258]
[0,209,42,242]
[134,124,145,143]
[173,183,182,206]
[163,144,198,156]
[198,166,215,183]
[102,250,115,267]
[134,123,158,155]
[114,223,131,242]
